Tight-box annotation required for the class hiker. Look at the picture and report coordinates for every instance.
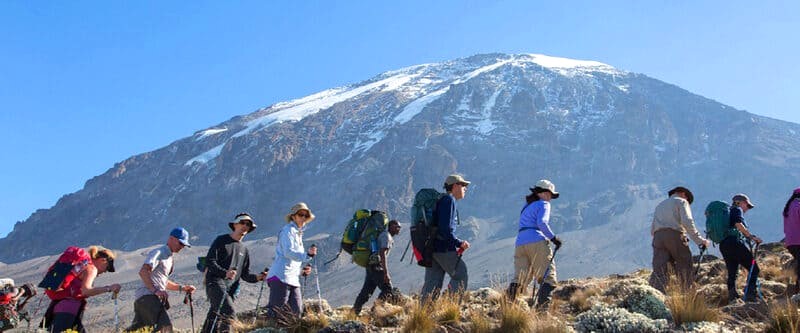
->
[200,213,267,333]
[420,174,471,301]
[506,180,562,309]
[648,186,710,292]
[352,220,402,315]
[266,202,317,318]
[128,227,197,332]
[44,246,121,333]
[784,188,800,294]
[720,193,762,302]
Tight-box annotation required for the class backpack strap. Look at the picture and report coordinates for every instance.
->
[518,202,538,233]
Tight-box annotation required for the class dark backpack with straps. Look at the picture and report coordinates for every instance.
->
[705,200,742,244]
[410,188,446,267]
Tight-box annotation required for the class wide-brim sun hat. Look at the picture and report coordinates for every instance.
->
[530,179,560,199]
[285,202,316,223]
[732,193,755,209]
[228,213,257,232]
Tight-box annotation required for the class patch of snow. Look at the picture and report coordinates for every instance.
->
[195,127,228,141]
[475,89,501,135]
[654,144,666,152]
[617,84,630,92]
[185,144,224,166]
[394,59,512,125]
[232,73,420,138]
[352,130,386,153]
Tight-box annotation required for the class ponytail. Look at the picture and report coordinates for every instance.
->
[784,193,800,218]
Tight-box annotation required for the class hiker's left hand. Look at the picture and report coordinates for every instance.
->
[182,285,196,294]
[155,290,169,299]
[302,264,312,276]
[751,235,763,244]
[308,245,318,257]
[258,272,268,281]
[108,284,121,293]
[384,274,391,285]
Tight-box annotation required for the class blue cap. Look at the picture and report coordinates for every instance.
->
[170,227,191,247]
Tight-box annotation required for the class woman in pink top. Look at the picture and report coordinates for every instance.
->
[783,188,800,293]
[46,246,121,333]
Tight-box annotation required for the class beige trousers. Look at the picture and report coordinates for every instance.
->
[512,240,557,288]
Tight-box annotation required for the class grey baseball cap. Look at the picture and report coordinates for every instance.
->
[732,193,755,208]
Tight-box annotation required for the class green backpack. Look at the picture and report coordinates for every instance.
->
[340,210,389,267]
[705,200,741,243]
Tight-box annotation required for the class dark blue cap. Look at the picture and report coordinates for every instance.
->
[170,227,191,247]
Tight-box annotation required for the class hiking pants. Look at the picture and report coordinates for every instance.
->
[200,281,235,333]
[512,240,557,291]
[649,228,693,292]
[788,245,800,293]
[128,295,171,331]
[720,237,759,296]
[266,278,303,317]
[420,251,468,300]
[353,265,394,314]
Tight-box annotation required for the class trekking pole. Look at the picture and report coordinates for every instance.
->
[252,266,269,325]
[209,271,234,333]
[531,247,559,306]
[694,244,707,276]
[183,291,195,333]
[743,243,762,302]
[400,239,412,263]
[112,290,120,333]
[311,244,324,313]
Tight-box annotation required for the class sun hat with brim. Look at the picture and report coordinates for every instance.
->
[732,193,755,209]
[444,174,471,186]
[794,188,800,195]
[229,213,257,232]
[530,179,560,199]
[285,202,316,223]
[668,186,694,205]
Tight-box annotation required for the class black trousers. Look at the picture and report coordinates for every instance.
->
[788,245,800,292]
[719,237,759,295]
[200,281,236,333]
[352,266,393,314]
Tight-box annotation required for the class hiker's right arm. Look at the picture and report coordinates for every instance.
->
[205,238,228,277]
[80,265,120,297]
[139,264,157,292]
[677,199,707,246]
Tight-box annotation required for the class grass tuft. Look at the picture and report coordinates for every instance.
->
[767,299,800,333]
[665,279,725,326]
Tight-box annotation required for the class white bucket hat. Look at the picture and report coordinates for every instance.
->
[531,179,560,199]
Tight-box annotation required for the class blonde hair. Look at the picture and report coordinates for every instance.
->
[87,245,116,260]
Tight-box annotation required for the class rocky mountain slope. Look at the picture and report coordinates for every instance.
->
[2,53,799,285]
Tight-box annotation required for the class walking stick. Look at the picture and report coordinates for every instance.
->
[743,243,762,301]
[252,266,269,325]
[112,290,120,333]
[531,246,559,306]
[400,239,412,263]
[311,244,323,313]
[694,244,707,276]
[183,291,195,333]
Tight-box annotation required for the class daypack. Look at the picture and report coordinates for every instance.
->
[409,188,446,267]
[1,280,36,331]
[38,246,91,300]
[339,210,389,267]
[705,201,742,244]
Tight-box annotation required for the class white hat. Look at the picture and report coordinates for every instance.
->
[531,179,560,199]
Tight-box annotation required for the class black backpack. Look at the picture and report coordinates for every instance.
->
[409,189,445,267]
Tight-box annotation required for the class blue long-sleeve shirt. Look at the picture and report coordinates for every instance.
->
[515,200,555,247]
[433,194,464,252]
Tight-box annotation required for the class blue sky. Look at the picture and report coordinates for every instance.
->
[1,1,797,237]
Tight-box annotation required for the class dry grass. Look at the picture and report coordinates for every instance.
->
[568,287,602,312]
[767,299,800,333]
[401,299,437,333]
[531,311,572,333]
[371,300,404,327]
[495,300,533,332]
[468,309,492,333]
[436,293,462,324]
[230,317,261,332]
[268,306,330,333]
[665,279,726,326]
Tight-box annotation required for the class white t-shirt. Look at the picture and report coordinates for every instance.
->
[135,245,174,300]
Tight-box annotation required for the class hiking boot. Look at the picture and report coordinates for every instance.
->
[506,283,520,301]
[535,283,556,310]
[727,288,740,304]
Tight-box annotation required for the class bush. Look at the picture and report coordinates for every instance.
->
[619,284,671,320]
[574,304,668,333]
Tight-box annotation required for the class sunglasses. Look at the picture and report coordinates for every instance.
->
[295,213,310,218]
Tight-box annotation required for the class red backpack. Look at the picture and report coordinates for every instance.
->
[38,247,91,300]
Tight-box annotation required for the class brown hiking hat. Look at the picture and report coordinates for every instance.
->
[668,186,694,204]
[732,193,755,209]
[229,213,257,232]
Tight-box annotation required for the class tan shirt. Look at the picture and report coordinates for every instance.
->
[651,195,706,245]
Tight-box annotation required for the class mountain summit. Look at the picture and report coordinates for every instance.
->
[2,53,798,267]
